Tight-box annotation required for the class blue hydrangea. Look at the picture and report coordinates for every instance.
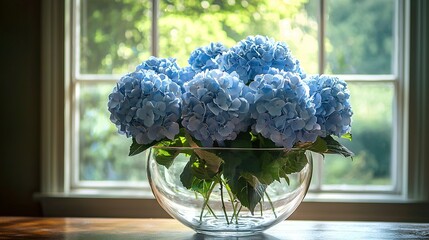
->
[188,42,228,72]
[177,66,197,91]
[108,69,182,144]
[181,69,251,146]
[136,56,183,86]
[220,35,305,84]
[248,68,320,148]
[305,75,353,137]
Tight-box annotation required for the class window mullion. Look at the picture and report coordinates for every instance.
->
[151,0,159,56]
[70,0,80,193]
[318,0,326,75]
[74,0,82,81]
[312,0,326,192]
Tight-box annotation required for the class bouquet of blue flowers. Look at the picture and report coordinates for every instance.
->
[108,35,353,217]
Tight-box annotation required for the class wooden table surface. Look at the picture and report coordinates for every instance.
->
[0,217,428,239]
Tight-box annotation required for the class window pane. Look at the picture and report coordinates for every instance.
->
[325,0,395,74]
[80,0,151,74]
[158,0,319,74]
[322,83,394,186]
[78,83,146,181]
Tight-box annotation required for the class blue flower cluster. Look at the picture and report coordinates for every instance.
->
[220,35,304,84]
[248,68,320,148]
[108,36,353,148]
[305,75,353,137]
[108,70,181,144]
[188,42,227,72]
[177,66,196,91]
[181,69,251,146]
[136,56,191,89]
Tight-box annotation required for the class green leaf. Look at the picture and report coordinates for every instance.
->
[258,152,282,185]
[256,134,277,148]
[323,135,355,158]
[194,149,223,174]
[191,157,218,180]
[180,154,216,200]
[190,178,213,195]
[180,157,214,194]
[152,130,192,168]
[180,158,194,189]
[341,132,353,141]
[250,132,258,142]
[129,129,190,157]
[184,131,223,174]
[181,153,218,181]
[153,128,202,168]
[153,148,178,168]
[158,128,190,148]
[282,150,309,175]
[221,152,242,184]
[129,138,154,156]
[234,173,267,215]
[221,153,256,214]
[241,173,267,195]
[307,137,328,154]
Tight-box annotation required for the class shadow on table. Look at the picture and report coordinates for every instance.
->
[191,233,281,240]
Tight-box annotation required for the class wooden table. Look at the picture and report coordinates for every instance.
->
[0,217,428,239]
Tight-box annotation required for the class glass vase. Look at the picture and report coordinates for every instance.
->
[147,147,313,237]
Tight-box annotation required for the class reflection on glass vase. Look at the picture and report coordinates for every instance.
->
[147,147,313,237]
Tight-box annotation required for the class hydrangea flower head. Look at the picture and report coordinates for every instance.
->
[181,69,251,146]
[136,56,182,86]
[305,75,353,137]
[108,69,182,144]
[220,35,304,84]
[177,66,197,92]
[248,68,319,148]
[188,42,228,72]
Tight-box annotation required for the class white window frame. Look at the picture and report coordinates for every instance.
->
[38,0,429,219]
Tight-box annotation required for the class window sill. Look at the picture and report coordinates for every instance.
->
[35,191,429,222]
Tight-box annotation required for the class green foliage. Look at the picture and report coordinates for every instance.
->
[237,173,267,214]
[149,128,320,215]
[324,0,394,74]
[80,0,151,74]
[341,133,353,141]
[154,133,189,165]
[179,159,194,189]
[152,148,177,169]
[282,151,310,174]
[158,0,309,66]
[305,136,328,153]
[129,138,154,156]
[259,153,284,184]
[323,136,355,158]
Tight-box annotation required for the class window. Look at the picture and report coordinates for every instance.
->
[39,0,429,219]
[68,0,405,197]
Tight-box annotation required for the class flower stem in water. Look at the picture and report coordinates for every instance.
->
[219,178,230,224]
[265,191,277,218]
[199,180,218,222]
[235,205,242,224]
[206,204,217,219]
[220,178,237,224]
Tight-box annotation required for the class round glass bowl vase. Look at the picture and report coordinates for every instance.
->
[147,147,313,237]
